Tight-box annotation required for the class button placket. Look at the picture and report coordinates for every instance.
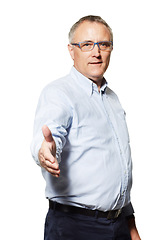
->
[101,94,129,207]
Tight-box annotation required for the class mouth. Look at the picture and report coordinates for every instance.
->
[89,62,103,65]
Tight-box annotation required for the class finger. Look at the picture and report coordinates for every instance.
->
[43,148,55,163]
[46,166,60,177]
[44,160,60,177]
[39,154,60,175]
[42,125,54,142]
[52,173,60,178]
[39,146,55,164]
[45,159,60,171]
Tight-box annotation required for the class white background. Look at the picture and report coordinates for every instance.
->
[0,0,159,239]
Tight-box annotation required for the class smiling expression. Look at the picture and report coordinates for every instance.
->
[68,21,112,88]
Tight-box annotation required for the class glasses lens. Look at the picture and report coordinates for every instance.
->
[80,42,94,51]
[99,42,112,51]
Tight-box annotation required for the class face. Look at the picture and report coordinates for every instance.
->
[68,21,112,86]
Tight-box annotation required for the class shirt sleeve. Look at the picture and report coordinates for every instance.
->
[123,202,134,217]
[30,84,72,165]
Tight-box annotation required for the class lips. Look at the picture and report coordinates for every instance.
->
[89,62,102,64]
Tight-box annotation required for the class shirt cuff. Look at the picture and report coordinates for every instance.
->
[52,136,62,163]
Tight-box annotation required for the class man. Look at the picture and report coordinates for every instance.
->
[31,15,141,240]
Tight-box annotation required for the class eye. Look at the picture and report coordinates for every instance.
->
[101,42,110,47]
[80,42,94,51]
[81,42,93,47]
[99,41,112,51]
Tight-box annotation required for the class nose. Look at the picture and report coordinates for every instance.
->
[92,43,101,57]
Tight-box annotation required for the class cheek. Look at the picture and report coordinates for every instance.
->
[74,52,88,67]
[103,54,111,66]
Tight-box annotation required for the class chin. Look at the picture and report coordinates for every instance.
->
[88,71,104,81]
[89,75,104,82]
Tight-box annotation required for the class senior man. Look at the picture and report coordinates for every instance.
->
[31,15,141,240]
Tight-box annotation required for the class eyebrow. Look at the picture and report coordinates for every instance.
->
[79,40,110,43]
[80,40,93,43]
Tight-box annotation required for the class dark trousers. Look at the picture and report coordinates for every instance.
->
[44,207,131,240]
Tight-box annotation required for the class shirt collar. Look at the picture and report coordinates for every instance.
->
[70,66,108,97]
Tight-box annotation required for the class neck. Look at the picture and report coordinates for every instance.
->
[90,77,105,92]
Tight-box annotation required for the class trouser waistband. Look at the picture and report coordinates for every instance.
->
[49,200,122,220]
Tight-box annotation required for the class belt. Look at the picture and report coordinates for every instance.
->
[49,200,122,220]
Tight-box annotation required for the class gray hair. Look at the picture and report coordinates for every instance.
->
[68,15,113,43]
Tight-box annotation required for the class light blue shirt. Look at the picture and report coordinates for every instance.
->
[31,67,134,215]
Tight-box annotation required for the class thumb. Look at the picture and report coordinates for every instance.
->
[42,125,54,142]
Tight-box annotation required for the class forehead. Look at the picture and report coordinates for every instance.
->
[73,21,111,42]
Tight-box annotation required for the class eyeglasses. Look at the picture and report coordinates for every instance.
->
[71,41,113,52]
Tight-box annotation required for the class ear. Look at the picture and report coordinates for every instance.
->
[68,44,74,60]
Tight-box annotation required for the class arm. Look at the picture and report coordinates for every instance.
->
[123,202,141,239]
[31,84,72,168]
[127,215,141,240]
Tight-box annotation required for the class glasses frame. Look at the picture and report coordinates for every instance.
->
[71,41,113,52]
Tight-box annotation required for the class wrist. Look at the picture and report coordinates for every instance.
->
[127,216,141,240]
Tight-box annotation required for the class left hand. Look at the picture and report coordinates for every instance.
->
[128,217,141,240]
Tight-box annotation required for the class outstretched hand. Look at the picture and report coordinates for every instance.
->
[38,125,60,177]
